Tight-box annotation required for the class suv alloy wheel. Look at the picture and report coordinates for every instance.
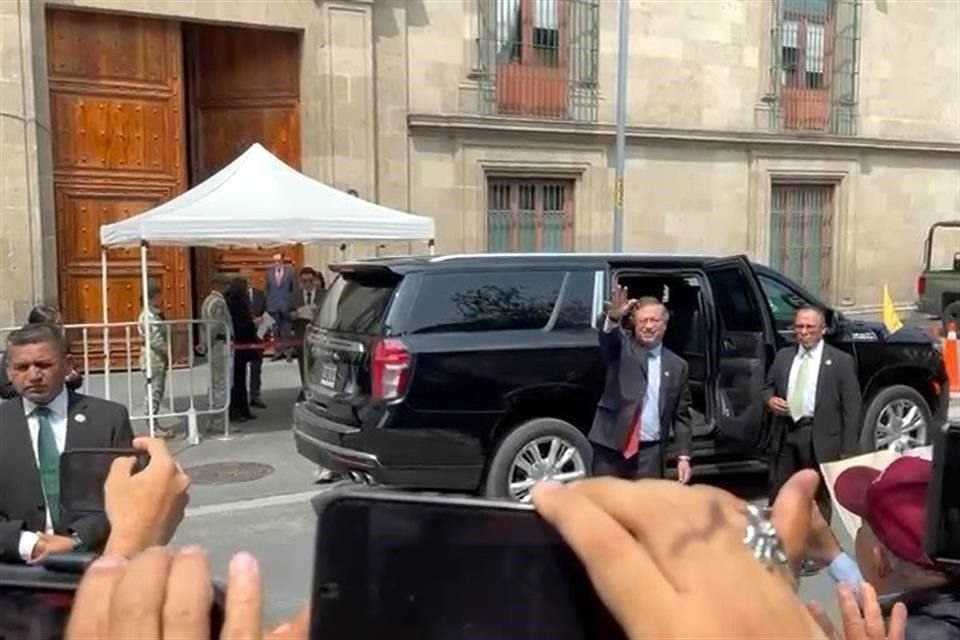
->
[859,385,932,453]
[483,418,592,502]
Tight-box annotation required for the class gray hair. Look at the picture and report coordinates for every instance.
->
[633,296,671,323]
[6,323,67,356]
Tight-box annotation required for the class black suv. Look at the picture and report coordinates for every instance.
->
[292,254,950,500]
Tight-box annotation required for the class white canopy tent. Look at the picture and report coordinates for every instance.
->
[100,142,435,246]
[97,143,435,438]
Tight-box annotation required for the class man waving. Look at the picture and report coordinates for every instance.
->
[588,282,693,482]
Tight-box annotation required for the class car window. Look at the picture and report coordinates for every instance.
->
[316,273,399,335]
[554,271,594,330]
[408,271,566,334]
[705,266,763,333]
[757,274,812,332]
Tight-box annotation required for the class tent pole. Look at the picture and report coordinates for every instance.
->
[428,239,435,256]
[101,248,111,398]
[140,241,156,438]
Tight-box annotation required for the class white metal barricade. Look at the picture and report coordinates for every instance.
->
[0,319,232,443]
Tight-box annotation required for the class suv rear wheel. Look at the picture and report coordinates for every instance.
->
[483,418,591,502]
[859,385,932,452]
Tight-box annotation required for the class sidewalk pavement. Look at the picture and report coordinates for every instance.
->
[73,359,319,510]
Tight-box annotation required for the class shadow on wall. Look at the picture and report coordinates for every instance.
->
[374,0,430,39]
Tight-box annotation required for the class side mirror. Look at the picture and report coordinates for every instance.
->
[952,252,960,271]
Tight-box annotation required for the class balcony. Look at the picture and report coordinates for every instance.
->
[471,0,599,123]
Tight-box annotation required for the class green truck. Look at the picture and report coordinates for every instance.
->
[917,220,960,330]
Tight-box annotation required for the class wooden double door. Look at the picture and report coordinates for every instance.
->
[47,9,302,359]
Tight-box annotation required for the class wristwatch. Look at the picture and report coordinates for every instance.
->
[70,532,84,551]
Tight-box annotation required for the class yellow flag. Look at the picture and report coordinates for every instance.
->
[882,284,903,334]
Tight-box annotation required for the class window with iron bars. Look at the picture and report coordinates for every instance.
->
[769,183,835,299]
[475,0,599,121]
[769,0,860,134]
[487,178,574,252]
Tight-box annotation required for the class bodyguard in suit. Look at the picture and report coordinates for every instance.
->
[764,305,861,520]
[0,324,134,563]
[291,266,326,399]
[264,252,296,360]
[588,286,694,482]
[246,280,268,409]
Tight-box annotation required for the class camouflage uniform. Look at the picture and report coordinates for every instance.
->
[201,279,232,433]
[138,302,169,434]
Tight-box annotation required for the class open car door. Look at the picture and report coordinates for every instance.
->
[703,256,776,452]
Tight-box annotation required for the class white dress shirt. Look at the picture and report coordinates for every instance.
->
[787,339,824,421]
[18,388,69,561]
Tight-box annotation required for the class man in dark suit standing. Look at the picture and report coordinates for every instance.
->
[764,305,861,521]
[0,324,134,563]
[246,279,268,409]
[265,252,296,361]
[291,266,325,400]
[588,285,693,482]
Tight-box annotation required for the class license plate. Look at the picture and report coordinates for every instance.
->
[319,363,337,388]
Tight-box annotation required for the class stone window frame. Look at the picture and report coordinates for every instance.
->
[748,155,859,306]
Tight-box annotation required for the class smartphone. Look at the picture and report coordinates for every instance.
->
[309,489,626,640]
[924,421,960,566]
[59,448,149,514]
[0,561,225,640]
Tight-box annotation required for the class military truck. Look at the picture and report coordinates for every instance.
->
[917,220,960,330]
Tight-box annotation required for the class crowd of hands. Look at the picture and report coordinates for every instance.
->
[66,437,905,640]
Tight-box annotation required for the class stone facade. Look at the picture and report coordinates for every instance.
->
[1,0,958,327]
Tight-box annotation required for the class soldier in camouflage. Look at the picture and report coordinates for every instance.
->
[199,273,232,434]
[138,282,171,438]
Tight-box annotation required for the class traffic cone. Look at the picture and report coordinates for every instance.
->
[944,322,960,393]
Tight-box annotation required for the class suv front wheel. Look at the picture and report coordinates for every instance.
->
[483,418,592,502]
[859,385,932,453]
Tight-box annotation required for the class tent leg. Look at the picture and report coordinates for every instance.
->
[101,248,111,399]
[140,242,156,439]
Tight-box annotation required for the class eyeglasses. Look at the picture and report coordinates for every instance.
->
[793,324,822,331]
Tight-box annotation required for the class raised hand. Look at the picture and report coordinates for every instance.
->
[608,280,636,321]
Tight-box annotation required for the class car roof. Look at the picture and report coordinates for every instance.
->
[334,252,735,273]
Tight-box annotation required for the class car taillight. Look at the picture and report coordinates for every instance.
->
[917,276,926,296]
[371,338,410,400]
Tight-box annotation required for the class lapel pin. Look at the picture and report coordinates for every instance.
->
[664,371,670,377]
[825,359,832,366]
[75,413,86,423]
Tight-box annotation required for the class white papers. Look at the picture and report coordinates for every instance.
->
[820,446,933,540]
[296,304,316,321]
[257,312,275,340]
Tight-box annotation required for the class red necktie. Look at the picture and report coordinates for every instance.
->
[621,404,642,459]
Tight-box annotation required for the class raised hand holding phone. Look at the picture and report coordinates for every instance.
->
[102,437,191,558]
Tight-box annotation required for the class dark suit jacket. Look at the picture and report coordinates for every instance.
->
[0,392,134,562]
[248,287,267,318]
[588,324,693,457]
[762,343,862,463]
[264,265,295,314]
[290,287,325,343]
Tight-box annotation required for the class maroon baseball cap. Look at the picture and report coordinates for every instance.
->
[834,456,933,567]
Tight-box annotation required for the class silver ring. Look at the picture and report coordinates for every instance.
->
[743,504,788,569]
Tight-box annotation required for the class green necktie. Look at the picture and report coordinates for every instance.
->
[34,406,61,531]
[789,351,811,419]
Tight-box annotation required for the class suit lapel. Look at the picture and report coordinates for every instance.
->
[2,399,45,506]
[64,392,89,450]
[814,344,832,403]
[658,351,669,417]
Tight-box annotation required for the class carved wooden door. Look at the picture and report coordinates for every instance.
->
[185,23,303,298]
[47,10,190,363]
